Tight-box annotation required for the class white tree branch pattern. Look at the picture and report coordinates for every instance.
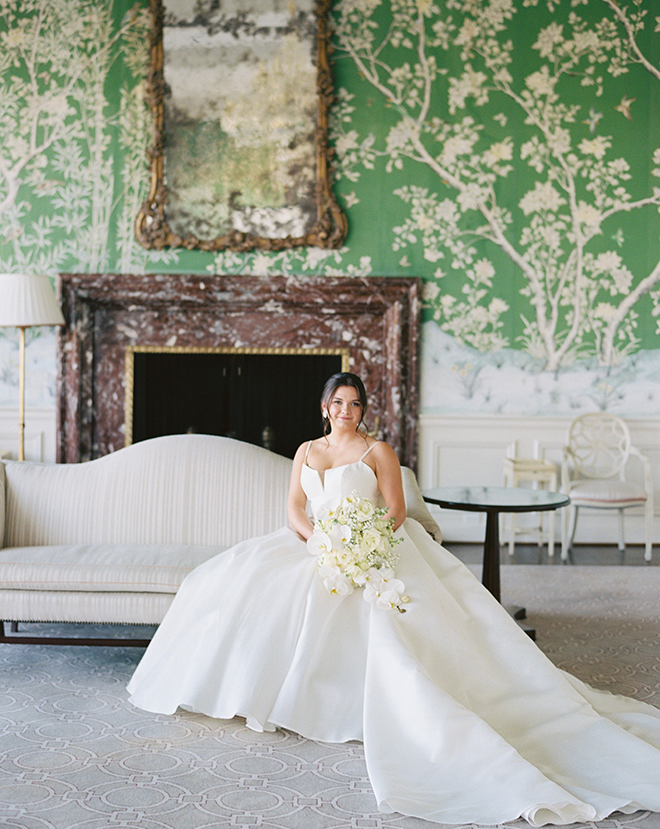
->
[0,0,151,276]
[331,0,660,370]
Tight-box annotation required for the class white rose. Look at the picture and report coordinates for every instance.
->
[336,550,353,568]
[350,567,368,585]
[360,527,384,554]
[356,499,376,520]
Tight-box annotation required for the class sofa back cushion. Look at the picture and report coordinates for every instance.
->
[3,435,291,548]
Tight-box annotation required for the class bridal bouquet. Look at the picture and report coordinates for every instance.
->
[306,492,409,612]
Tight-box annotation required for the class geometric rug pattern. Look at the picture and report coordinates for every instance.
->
[1,564,659,829]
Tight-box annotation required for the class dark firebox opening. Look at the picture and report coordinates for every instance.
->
[131,352,342,459]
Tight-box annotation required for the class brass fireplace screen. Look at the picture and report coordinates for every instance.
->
[125,346,351,459]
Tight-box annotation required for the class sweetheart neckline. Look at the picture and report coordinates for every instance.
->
[303,459,373,473]
[303,460,377,489]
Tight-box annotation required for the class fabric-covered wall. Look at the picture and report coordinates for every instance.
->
[1,0,659,419]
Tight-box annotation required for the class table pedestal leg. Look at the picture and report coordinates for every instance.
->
[482,510,536,640]
[482,510,501,602]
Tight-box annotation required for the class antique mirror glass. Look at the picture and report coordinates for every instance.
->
[136,0,346,251]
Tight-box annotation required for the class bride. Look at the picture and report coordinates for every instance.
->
[128,372,660,826]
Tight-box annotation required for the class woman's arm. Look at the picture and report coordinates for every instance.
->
[371,442,407,530]
[287,442,314,540]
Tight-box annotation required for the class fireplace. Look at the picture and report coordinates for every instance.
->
[126,347,346,459]
[56,274,421,467]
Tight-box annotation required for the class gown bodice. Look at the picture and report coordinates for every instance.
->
[301,460,381,520]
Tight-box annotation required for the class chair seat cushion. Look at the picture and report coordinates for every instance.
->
[569,478,647,506]
[0,544,226,593]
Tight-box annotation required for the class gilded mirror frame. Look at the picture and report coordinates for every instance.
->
[135,0,347,252]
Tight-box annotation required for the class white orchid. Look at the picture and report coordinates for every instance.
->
[306,531,333,557]
[329,524,353,547]
[319,566,354,597]
[364,576,408,612]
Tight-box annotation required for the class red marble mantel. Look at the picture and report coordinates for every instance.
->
[56,274,421,467]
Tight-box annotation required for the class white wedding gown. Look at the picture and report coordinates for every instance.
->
[128,450,660,826]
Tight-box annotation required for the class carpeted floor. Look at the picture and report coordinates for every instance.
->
[1,565,659,829]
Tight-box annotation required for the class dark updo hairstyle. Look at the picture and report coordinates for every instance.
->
[320,372,368,436]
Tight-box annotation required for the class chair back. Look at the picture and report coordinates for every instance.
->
[566,413,631,479]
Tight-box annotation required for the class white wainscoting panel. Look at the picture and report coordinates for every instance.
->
[418,414,660,548]
[1,406,657,551]
[0,407,58,463]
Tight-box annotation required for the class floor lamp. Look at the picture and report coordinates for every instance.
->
[0,273,65,461]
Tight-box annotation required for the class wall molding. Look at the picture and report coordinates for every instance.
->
[0,407,57,463]
[2,406,657,550]
[418,413,660,546]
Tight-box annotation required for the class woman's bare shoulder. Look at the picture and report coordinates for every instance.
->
[292,440,311,461]
[370,439,400,465]
[369,437,396,454]
[293,437,325,458]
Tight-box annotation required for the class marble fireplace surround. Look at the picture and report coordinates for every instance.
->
[56,274,421,467]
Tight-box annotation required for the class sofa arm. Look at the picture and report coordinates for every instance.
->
[401,466,442,542]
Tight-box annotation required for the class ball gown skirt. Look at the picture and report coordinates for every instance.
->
[127,459,660,826]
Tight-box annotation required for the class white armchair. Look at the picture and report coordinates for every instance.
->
[561,413,653,563]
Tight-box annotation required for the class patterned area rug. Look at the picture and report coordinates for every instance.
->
[1,565,659,829]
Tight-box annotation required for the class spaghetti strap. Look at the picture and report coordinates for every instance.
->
[304,440,313,463]
[359,442,379,462]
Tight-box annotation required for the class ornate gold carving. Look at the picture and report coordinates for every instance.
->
[135,0,347,252]
[124,345,350,446]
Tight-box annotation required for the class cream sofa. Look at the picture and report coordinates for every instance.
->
[0,434,440,646]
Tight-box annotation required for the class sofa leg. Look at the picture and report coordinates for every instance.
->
[0,620,152,647]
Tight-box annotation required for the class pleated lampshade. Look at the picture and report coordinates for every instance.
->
[0,273,65,328]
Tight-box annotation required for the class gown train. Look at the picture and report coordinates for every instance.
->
[128,450,660,826]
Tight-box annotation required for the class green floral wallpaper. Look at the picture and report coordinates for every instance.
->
[1,0,659,416]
